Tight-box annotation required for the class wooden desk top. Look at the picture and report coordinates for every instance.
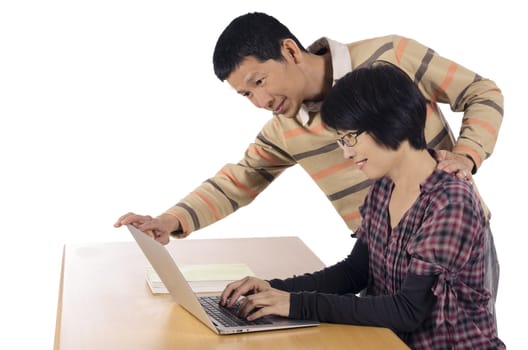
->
[54,237,409,350]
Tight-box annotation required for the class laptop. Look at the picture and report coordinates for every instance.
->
[126,224,320,335]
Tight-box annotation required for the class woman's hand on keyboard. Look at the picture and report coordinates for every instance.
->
[220,276,271,308]
[220,276,290,320]
[237,288,290,320]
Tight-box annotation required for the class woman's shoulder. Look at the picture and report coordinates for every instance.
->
[425,170,483,211]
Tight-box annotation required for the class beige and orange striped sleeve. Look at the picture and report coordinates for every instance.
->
[393,35,504,170]
[163,117,297,236]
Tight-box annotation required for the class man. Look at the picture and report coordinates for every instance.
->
[115,12,503,249]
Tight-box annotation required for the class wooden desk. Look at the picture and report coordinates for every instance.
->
[54,237,409,349]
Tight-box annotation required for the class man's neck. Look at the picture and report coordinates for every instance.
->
[302,51,333,103]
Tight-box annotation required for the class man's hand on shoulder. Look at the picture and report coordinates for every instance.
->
[435,150,475,180]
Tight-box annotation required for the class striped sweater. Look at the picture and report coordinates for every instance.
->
[165,35,503,235]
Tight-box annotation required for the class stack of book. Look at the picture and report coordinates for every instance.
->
[146,263,255,294]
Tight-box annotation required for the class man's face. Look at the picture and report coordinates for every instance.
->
[226,55,306,119]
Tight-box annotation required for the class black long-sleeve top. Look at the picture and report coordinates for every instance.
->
[269,239,437,333]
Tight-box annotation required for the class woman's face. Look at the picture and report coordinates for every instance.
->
[338,131,398,179]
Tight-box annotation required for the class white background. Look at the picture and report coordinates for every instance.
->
[0,1,525,348]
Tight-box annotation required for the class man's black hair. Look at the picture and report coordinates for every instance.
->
[213,12,306,81]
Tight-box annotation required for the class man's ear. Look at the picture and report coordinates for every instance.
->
[281,38,303,64]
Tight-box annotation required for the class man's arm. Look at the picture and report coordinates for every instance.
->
[114,117,296,241]
[397,35,504,173]
[161,117,297,236]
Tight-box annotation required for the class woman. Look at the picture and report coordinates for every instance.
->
[220,62,504,349]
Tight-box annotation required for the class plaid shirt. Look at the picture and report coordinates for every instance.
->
[356,169,504,349]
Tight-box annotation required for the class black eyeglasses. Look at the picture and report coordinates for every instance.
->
[336,131,362,148]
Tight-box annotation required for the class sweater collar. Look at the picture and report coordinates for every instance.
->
[298,37,351,126]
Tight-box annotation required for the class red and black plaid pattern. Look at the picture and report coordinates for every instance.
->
[356,169,505,349]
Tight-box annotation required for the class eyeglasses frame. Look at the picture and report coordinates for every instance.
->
[336,131,362,148]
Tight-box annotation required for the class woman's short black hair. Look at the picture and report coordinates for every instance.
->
[213,12,306,81]
[321,62,427,150]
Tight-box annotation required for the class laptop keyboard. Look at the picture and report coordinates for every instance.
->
[199,295,272,327]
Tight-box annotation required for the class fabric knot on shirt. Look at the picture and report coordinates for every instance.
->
[432,268,490,328]
[432,270,459,327]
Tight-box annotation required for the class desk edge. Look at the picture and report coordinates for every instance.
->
[53,245,66,350]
